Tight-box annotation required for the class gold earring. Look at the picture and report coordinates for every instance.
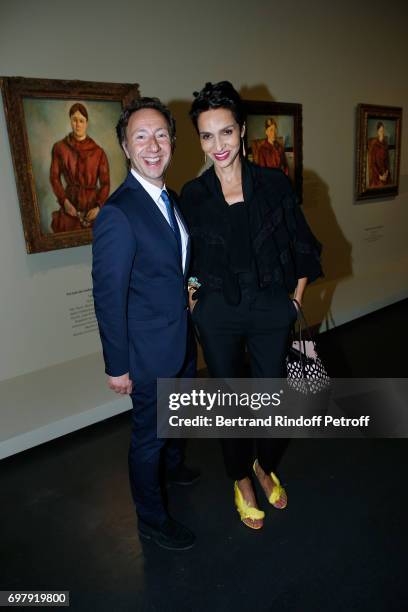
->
[204,153,207,164]
[241,139,246,157]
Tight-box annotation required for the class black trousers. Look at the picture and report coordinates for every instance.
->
[193,276,297,480]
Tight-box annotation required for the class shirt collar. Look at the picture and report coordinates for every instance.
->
[130,168,167,204]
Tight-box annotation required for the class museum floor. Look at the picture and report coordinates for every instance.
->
[1,299,407,612]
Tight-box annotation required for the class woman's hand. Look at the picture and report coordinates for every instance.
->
[293,277,307,311]
[188,286,198,312]
[292,298,302,312]
[63,199,77,217]
[86,206,100,223]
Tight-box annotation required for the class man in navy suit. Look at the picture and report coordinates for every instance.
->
[92,97,197,550]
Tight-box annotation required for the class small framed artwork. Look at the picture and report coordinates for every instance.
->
[1,76,139,253]
[355,103,402,201]
[243,100,303,202]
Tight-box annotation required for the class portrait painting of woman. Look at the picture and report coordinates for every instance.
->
[253,117,289,174]
[22,96,125,238]
[355,104,402,201]
[367,121,392,188]
[244,104,302,199]
[50,103,110,232]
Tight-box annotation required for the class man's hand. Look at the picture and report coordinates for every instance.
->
[63,199,78,217]
[108,372,133,395]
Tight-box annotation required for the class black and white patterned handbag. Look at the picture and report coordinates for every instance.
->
[286,301,331,395]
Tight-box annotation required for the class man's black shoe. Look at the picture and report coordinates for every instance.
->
[138,518,195,550]
[166,464,201,486]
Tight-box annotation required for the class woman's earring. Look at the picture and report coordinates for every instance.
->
[241,138,246,157]
[204,153,207,164]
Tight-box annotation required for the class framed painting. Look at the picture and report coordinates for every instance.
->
[1,76,139,253]
[243,100,303,202]
[355,103,402,201]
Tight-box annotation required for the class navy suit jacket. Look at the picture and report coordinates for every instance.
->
[92,172,191,384]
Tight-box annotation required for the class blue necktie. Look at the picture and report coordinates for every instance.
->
[161,190,182,261]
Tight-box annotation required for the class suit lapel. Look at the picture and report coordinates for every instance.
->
[125,172,186,272]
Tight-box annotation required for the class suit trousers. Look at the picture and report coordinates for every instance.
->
[128,321,196,528]
[193,276,297,481]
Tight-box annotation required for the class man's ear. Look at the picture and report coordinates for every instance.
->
[122,142,130,159]
[241,122,246,139]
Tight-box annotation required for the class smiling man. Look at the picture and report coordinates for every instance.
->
[92,98,198,550]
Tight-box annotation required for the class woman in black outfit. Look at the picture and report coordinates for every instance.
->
[180,82,322,530]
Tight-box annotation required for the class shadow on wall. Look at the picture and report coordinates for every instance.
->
[239,83,276,102]
[24,243,93,276]
[166,99,203,192]
[240,85,354,328]
[302,169,353,331]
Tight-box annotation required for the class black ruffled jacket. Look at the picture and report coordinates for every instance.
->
[179,160,322,304]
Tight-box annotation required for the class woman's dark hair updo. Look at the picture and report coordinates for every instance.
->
[189,81,245,132]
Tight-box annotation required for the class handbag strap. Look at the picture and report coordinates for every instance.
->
[292,299,314,341]
[291,299,317,358]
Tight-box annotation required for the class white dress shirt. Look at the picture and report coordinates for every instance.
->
[130,168,188,272]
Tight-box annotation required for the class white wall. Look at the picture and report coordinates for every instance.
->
[0,0,407,381]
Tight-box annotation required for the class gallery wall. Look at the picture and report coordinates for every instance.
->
[0,0,407,382]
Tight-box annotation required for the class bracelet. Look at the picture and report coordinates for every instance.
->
[188,276,201,289]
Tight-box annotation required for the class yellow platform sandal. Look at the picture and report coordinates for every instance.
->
[253,459,288,510]
[234,481,265,530]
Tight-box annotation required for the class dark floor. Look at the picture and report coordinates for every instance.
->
[1,300,407,612]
